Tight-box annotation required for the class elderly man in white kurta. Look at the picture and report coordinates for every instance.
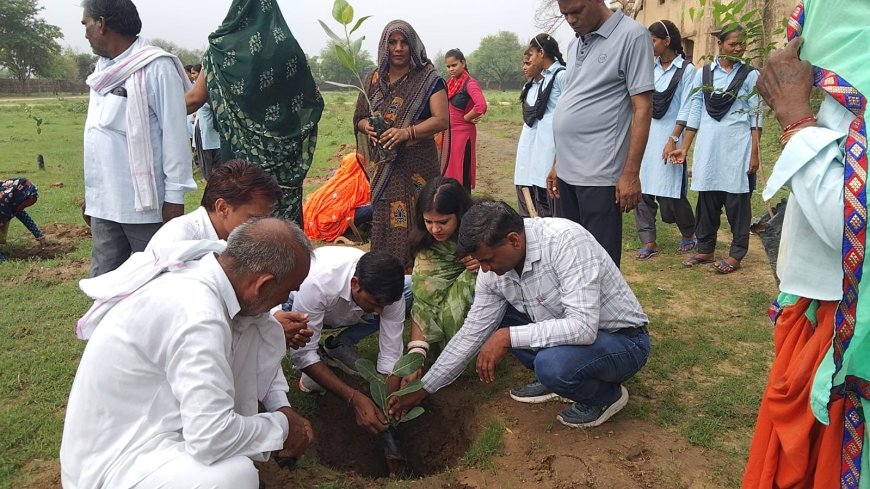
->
[61,218,313,489]
[81,0,196,277]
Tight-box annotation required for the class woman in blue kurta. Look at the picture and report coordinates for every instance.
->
[669,24,762,274]
[634,20,697,260]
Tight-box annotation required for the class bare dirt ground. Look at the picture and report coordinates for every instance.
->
[253,377,714,489]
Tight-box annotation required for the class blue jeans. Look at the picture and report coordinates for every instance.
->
[501,306,650,407]
[283,275,413,347]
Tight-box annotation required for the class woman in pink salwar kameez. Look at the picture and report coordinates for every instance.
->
[443,49,487,191]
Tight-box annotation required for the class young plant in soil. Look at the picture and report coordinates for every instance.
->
[355,353,425,470]
[319,0,394,164]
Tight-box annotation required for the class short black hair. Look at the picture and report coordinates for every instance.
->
[456,201,524,256]
[81,0,142,37]
[717,23,744,42]
[355,251,404,304]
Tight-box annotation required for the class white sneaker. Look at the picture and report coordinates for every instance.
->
[297,373,325,394]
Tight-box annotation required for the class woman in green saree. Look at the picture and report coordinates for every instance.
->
[407,177,477,363]
[186,0,324,225]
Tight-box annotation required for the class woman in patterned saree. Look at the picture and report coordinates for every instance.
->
[186,0,324,225]
[353,20,449,270]
[409,177,477,349]
[743,1,870,487]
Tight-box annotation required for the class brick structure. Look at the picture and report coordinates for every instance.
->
[613,0,793,65]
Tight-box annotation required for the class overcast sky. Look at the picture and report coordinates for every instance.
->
[38,0,580,62]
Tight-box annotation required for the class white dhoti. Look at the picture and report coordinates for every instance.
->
[131,452,259,489]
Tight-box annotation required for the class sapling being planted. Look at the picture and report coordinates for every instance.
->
[355,352,425,469]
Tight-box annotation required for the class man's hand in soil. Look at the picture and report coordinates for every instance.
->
[388,388,428,421]
[274,310,312,350]
[277,407,314,458]
[477,328,510,383]
[351,391,389,435]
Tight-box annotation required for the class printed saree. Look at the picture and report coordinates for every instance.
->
[411,240,476,348]
[203,0,324,224]
[352,20,444,266]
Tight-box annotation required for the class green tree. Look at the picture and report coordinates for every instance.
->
[469,31,526,90]
[0,0,63,91]
[149,38,205,66]
[433,50,449,80]
[317,41,375,87]
[70,50,97,84]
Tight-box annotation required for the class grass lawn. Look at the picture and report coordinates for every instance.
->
[0,90,786,488]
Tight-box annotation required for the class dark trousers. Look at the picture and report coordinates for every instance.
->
[634,194,696,244]
[556,181,622,267]
[695,190,752,260]
[516,185,556,218]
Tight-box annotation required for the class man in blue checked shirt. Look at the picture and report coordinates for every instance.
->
[389,201,650,428]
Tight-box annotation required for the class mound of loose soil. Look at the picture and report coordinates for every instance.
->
[2,222,89,261]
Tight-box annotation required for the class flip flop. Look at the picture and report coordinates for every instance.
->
[713,259,740,274]
[636,248,659,261]
[676,239,697,254]
[682,255,714,267]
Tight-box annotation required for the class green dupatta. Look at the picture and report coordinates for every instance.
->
[410,239,476,347]
[203,0,323,223]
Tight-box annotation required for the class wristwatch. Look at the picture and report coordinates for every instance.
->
[669,135,680,143]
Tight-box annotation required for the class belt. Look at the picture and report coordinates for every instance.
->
[613,325,648,337]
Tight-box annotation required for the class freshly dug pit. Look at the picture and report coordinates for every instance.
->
[309,381,477,478]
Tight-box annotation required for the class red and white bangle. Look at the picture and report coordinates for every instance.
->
[780,115,816,148]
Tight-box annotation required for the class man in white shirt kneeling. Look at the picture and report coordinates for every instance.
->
[285,247,410,435]
[61,217,314,489]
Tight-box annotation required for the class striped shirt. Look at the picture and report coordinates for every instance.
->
[421,218,648,393]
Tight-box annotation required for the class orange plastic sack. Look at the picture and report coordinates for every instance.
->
[303,153,371,242]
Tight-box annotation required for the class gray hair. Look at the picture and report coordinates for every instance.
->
[223,217,313,281]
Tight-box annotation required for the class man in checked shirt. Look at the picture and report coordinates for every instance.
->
[390,201,650,428]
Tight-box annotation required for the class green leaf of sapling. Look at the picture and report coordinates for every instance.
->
[350,37,364,56]
[332,0,351,24]
[349,15,372,35]
[340,4,355,25]
[389,379,423,398]
[355,358,384,385]
[334,44,356,72]
[399,406,425,423]
[390,352,424,378]
[318,20,344,45]
[370,381,388,412]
